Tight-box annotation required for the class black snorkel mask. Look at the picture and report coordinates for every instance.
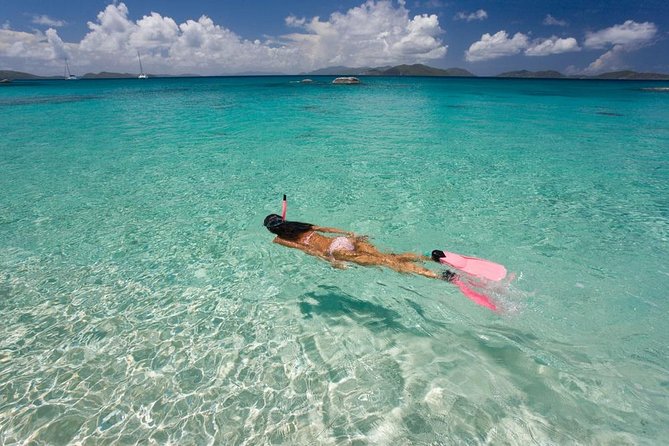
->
[263,214,284,228]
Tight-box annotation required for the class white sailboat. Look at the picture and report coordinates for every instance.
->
[64,59,77,80]
[137,51,148,79]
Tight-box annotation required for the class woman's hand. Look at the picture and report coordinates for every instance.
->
[331,260,348,269]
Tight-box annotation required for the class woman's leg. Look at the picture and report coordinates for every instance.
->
[336,252,439,279]
[354,239,428,264]
[383,258,439,279]
[353,238,384,255]
[392,253,430,262]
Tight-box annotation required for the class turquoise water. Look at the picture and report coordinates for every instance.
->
[1,76,668,444]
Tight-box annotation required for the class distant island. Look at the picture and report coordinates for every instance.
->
[304,64,474,77]
[1,70,59,80]
[0,70,135,80]
[81,72,137,79]
[498,69,669,80]
[497,70,566,79]
[2,64,669,81]
[587,70,669,80]
[309,65,669,80]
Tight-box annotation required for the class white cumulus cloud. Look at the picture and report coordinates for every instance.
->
[285,0,446,67]
[543,14,567,27]
[584,20,657,49]
[465,31,528,61]
[0,1,447,75]
[525,36,580,56]
[584,44,626,74]
[467,29,581,61]
[285,16,306,28]
[45,28,69,60]
[32,15,67,27]
[0,28,46,59]
[582,20,657,74]
[454,9,488,22]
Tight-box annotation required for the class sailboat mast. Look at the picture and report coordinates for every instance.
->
[64,58,77,80]
[137,51,144,75]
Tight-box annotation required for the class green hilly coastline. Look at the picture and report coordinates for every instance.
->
[368,64,473,77]
[3,65,669,80]
[0,70,137,80]
[0,70,189,80]
[305,64,474,77]
[498,70,565,79]
[498,69,669,80]
[590,70,669,80]
[81,72,137,79]
[0,70,59,80]
[308,64,669,80]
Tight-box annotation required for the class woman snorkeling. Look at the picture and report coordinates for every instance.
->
[263,213,442,279]
[263,196,505,312]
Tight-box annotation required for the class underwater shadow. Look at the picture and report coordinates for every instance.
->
[596,111,624,117]
[298,284,413,333]
[398,285,450,330]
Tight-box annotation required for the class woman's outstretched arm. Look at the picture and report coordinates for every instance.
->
[311,225,354,236]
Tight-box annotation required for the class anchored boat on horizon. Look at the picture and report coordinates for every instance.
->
[137,51,148,79]
[64,59,77,80]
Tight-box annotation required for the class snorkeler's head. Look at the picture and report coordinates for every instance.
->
[263,214,313,240]
[263,214,284,229]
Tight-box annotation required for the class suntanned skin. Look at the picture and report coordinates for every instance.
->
[272,225,439,279]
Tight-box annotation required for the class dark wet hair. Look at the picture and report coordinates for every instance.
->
[263,214,314,241]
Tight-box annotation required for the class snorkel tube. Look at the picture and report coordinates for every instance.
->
[281,194,287,220]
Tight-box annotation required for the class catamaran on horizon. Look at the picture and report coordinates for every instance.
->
[64,59,77,80]
[137,51,148,79]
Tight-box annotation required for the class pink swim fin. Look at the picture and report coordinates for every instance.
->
[452,278,498,312]
[432,250,507,282]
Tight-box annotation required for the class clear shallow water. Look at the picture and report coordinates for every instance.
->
[1,76,668,444]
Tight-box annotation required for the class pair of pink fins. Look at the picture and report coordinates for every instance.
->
[431,249,507,312]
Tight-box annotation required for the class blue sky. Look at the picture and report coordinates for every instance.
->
[1,0,667,75]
